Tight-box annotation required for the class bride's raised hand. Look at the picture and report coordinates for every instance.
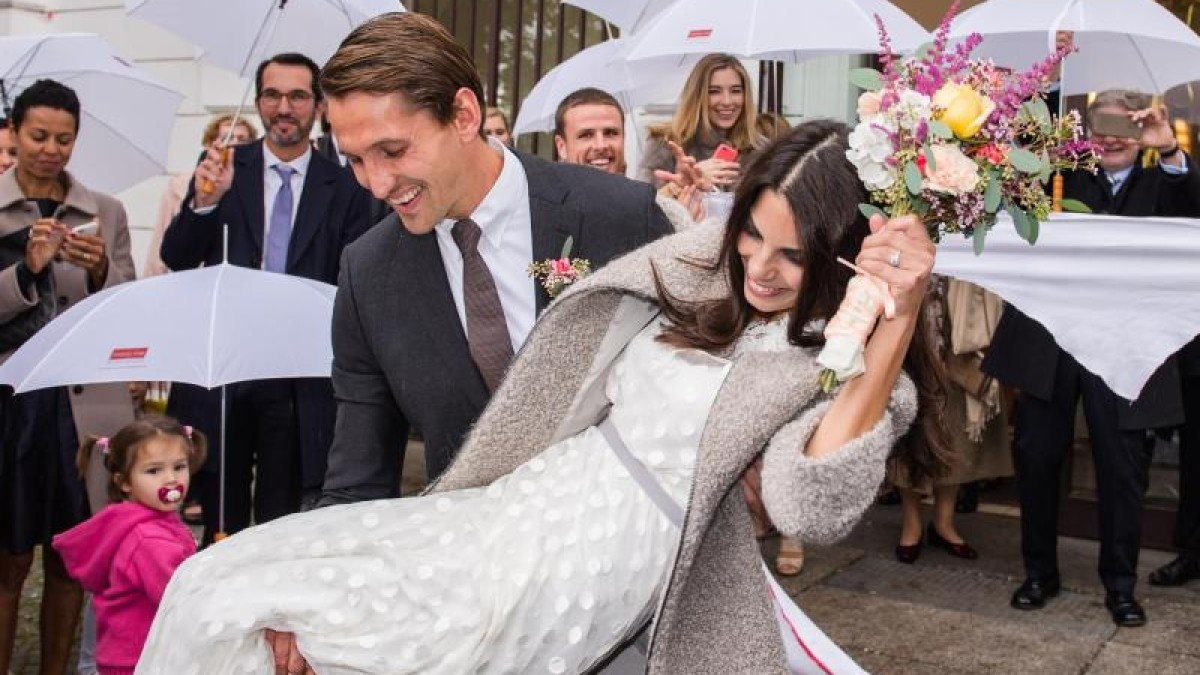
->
[853,213,935,320]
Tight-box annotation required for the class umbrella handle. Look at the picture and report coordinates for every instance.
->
[198,146,231,195]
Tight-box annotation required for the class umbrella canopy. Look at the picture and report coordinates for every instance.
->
[623,0,931,64]
[563,0,677,33]
[0,264,337,393]
[949,0,1200,95]
[125,0,402,76]
[0,33,183,194]
[514,38,684,135]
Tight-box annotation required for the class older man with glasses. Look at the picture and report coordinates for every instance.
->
[160,52,374,544]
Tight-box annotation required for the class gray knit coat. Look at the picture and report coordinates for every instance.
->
[431,221,919,674]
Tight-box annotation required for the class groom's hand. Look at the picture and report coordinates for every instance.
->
[266,629,313,675]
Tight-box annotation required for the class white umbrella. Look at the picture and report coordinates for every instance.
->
[0,262,338,537]
[0,33,184,194]
[563,0,678,33]
[949,0,1200,96]
[0,264,336,392]
[125,0,403,77]
[514,38,685,135]
[624,0,931,64]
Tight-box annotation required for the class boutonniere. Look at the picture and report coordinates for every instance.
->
[527,236,591,298]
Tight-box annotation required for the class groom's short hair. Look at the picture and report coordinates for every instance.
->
[320,12,485,129]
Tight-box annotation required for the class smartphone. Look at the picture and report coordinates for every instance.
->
[712,143,739,162]
[71,221,99,235]
[1091,111,1142,139]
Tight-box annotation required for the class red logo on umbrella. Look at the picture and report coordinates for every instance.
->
[110,347,149,361]
[687,28,713,39]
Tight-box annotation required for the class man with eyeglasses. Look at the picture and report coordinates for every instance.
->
[161,52,374,544]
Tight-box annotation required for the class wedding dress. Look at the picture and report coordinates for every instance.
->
[138,317,789,675]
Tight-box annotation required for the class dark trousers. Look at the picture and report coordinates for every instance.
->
[1013,352,1152,595]
[1175,374,1200,554]
[200,380,301,544]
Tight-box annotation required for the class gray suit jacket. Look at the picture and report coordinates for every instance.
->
[319,151,673,505]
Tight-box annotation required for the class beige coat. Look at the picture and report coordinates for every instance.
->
[432,222,918,673]
[0,168,137,460]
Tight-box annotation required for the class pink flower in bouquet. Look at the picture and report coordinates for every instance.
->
[551,258,574,276]
[856,91,882,121]
[923,144,980,195]
[974,143,1008,166]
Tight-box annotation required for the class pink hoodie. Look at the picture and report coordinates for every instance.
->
[53,501,196,675]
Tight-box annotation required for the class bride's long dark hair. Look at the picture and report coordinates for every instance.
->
[656,119,951,485]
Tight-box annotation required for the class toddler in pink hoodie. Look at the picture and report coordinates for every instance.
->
[53,416,207,675]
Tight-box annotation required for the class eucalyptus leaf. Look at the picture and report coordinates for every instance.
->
[1005,201,1032,241]
[914,42,932,59]
[1008,147,1043,174]
[858,203,887,220]
[972,223,987,255]
[1059,198,1092,213]
[1023,98,1052,133]
[924,144,938,172]
[848,68,884,92]
[927,119,953,140]
[1028,216,1040,245]
[904,161,924,196]
[560,235,574,259]
[984,172,1002,213]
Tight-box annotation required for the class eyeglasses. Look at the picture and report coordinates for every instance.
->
[259,89,315,106]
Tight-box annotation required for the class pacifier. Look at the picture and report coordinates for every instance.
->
[158,484,186,505]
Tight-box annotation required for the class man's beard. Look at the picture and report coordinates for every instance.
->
[268,115,309,147]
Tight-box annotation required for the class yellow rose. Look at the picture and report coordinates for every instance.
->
[932,82,995,140]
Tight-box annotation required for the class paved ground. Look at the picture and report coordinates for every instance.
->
[11,448,1198,673]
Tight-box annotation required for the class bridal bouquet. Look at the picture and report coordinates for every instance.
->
[846,2,1098,251]
[819,2,1100,391]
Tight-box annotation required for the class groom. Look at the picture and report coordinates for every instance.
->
[315,12,673,507]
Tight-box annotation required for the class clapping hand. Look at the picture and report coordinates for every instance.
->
[25,218,67,275]
[61,229,109,286]
[654,141,714,221]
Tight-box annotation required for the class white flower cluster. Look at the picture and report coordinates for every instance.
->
[846,121,896,192]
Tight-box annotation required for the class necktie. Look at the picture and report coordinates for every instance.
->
[451,218,514,392]
[266,164,295,272]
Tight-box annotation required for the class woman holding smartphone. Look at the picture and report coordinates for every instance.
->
[637,53,764,192]
[0,79,136,674]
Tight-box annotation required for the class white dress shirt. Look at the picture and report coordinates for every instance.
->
[434,140,535,353]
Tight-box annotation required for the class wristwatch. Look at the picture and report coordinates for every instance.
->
[1160,143,1181,158]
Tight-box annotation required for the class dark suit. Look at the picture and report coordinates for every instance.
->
[162,139,372,539]
[1175,336,1200,555]
[319,152,673,505]
[983,152,1200,593]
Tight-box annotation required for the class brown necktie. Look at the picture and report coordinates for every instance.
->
[451,218,514,392]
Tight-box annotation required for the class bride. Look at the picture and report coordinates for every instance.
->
[138,120,946,675]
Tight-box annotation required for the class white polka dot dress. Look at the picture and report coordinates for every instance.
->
[138,318,741,674]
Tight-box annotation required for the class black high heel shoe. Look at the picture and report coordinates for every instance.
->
[894,535,923,564]
[926,523,978,559]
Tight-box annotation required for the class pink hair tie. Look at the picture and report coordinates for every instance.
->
[96,437,110,455]
[183,425,194,438]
